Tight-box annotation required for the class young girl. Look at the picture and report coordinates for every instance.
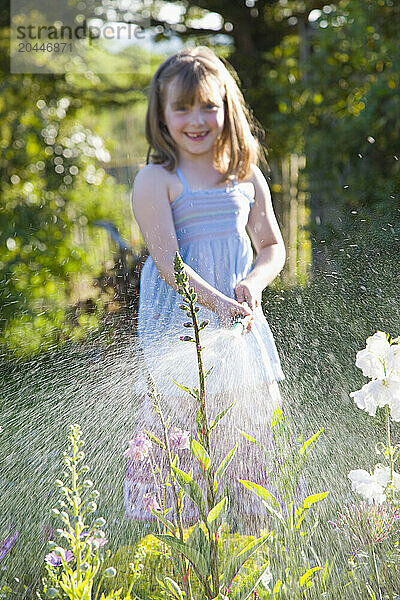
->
[125,46,286,523]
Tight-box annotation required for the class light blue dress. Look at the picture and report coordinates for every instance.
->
[125,167,285,520]
[135,166,284,400]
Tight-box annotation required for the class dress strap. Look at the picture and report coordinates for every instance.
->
[176,167,190,193]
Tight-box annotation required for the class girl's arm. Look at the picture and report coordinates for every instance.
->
[132,165,252,324]
[235,165,286,309]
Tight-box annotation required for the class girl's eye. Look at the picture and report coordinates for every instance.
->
[175,106,188,112]
[205,104,217,110]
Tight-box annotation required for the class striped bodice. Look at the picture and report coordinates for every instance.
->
[171,167,255,245]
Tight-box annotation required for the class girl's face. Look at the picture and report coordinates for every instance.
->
[162,76,225,161]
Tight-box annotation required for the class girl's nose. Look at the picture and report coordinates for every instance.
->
[189,108,205,125]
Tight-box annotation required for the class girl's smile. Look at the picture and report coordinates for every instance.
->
[184,131,209,140]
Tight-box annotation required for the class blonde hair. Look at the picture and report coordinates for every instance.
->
[145,46,264,181]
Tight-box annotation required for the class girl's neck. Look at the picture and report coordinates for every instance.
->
[178,156,229,186]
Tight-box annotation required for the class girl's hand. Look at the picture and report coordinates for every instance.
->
[214,297,254,332]
[234,280,262,311]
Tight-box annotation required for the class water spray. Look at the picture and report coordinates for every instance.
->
[231,302,253,335]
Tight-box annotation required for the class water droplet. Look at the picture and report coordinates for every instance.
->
[6,238,17,251]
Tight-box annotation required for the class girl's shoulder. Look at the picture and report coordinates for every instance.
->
[132,163,180,208]
[240,163,266,184]
[134,163,170,186]
[243,163,271,198]
[236,163,265,203]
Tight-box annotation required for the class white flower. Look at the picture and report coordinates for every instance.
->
[355,332,400,381]
[374,466,400,492]
[348,469,386,504]
[355,331,390,379]
[350,378,400,421]
[355,349,385,380]
[365,331,390,356]
[385,343,400,381]
[348,466,400,504]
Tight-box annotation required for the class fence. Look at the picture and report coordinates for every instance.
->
[270,154,311,287]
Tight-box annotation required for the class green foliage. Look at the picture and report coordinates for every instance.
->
[0,18,157,358]
[103,527,272,600]
[240,404,332,599]
[38,424,137,600]
[0,585,13,599]
[0,74,127,356]
[262,0,400,222]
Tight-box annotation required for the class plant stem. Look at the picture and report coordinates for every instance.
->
[94,575,104,600]
[370,546,383,600]
[283,490,301,600]
[148,377,192,599]
[188,299,220,598]
[147,449,163,536]
[174,253,220,598]
[71,435,82,585]
[385,404,395,504]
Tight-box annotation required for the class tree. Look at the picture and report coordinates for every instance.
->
[0,6,154,356]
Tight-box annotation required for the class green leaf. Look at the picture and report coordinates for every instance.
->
[271,403,283,430]
[144,430,165,450]
[204,365,214,379]
[170,379,197,399]
[270,404,290,447]
[238,430,257,444]
[191,438,211,471]
[223,532,271,590]
[156,576,184,600]
[172,465,206,517]
[238,480,280,509]
[366,583,378,599]
[272,579,282,598]
[303,492,329,508]
[298,430,323,456]
[186,522,209,557]
[210,401,236,430]
[151,509,175,533]
[214,444,237,493]
[207,496,228,527]
[155,534,210,581]
[239,480,284,524]
[295,492,329,528]
[299,566,323,587]
[229,563,270,600]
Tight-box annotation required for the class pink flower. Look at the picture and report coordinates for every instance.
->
[169,426,190,450]
[88,535,108,548]
[80,531,108,548]
[123,431,152,461]
[45,549,74,567]
[143,492,160,512]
